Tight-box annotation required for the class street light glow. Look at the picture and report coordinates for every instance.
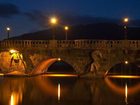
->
[6,27,11,39]
[64,26,69,40]
[58,58,61,61]
[6,27,10,31]
[64,26,69,31]
[50,17,57,25]
[125,60,128,64]
[124,18,129,23]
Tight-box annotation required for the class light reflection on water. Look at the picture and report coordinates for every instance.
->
[0,76,140,105]
[58,83,61,101]
[105,77,140,105]
[10,91,22,105]
[0,77,24,105]
[125,83,128,104]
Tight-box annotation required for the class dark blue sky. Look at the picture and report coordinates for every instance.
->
[0,0,140,40]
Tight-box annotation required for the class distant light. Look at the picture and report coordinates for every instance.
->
[64,26,69,31]
[6,27,10,31]
[50,17,57,25]
[124,18,129,23]
[125,60,128,64]
[58,58,61,61]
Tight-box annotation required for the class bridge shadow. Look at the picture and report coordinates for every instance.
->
[31,58,76,76]
[47,60,75,73]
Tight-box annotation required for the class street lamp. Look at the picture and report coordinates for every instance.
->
[64,26,69,40]
[123,17,129,59]
[50,17,58,40]
[123,17,129,40]
[6,27,11,39]
[50,17,57,25]
[124,60,128,65]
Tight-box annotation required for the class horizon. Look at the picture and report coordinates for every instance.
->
[8,23,140,40]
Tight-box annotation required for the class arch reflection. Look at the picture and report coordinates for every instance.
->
[105,77,140,104]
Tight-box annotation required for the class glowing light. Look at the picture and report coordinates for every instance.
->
[50,17,57,25]
[9,49,18,54]
[58,58,61,61]
[124,18,129,23]
[125,83,128,104]
[0,73,4,76]
[106,75,140,79]
[6,27,10,31]
[10,94,14,105]
[64,26,69,31]
[125,60,128,64]
[43,74,78,77]
[58,83,61,101]
[10,92,22,105]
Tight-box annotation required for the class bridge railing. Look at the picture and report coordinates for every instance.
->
[56,40,140,49]
[0,39,140,50]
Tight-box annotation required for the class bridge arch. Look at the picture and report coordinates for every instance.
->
[105,61,140,76]
[31,58,75,75]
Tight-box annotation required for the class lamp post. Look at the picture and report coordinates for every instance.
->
[64,26,69,40]
[123,17,129,59]
[123,17,129,40]
[50,17,58,40]
[6,27,11,39]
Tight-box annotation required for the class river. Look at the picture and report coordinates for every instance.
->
[0,75,140,105]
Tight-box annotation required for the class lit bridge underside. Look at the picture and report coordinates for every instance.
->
[42,73,78,77]
[106,75,140,79]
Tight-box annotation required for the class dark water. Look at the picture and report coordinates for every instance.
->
[0,76,140,105]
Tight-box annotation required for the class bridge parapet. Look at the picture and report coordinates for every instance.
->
[0,40,140,50]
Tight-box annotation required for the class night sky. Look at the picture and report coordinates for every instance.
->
[0,0,140,40]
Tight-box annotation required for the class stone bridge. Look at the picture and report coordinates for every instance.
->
[0,40,140,75]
